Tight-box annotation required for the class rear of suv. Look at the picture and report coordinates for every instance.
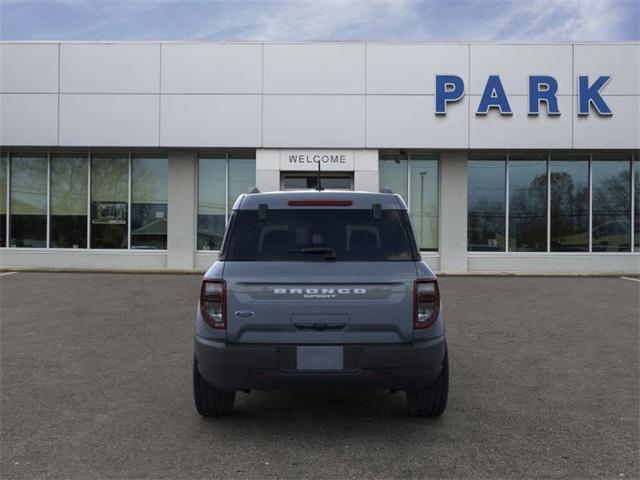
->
[193,190,448,417]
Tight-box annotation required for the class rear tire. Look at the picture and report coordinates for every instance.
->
[193,359,236,417]
[405,346,449,417]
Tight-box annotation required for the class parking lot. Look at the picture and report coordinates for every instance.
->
[0,272,638,479]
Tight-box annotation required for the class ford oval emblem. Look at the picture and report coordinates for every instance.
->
[234,310,255,318]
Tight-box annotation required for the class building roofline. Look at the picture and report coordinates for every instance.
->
[0,40,639,46]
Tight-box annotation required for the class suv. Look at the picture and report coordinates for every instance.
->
[193,190,448,417]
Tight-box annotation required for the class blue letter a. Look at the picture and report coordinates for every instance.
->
[477,75,512,115]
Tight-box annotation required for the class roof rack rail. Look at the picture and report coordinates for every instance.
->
[380,187,393,194]
[246,186,260,194]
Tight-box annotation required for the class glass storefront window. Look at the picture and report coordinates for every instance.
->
[409,154,438,251]
[197,153,256,251]
[227,154,256,214]
[131,155,168,249]
[0,154,7,247]
[379,151,408,199]
[379,151,438,251]
[50,154,88,248]
[197,156,226,250]
[635,156,639,251]
[508,154,548,252]
[468,157,506,252]
[592,154,631,252]
[549,154,589,252]
[281,173,352,190]
[91,154,128,249]
[10,154,47,248]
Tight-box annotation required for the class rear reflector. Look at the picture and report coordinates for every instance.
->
[287,200,353,207]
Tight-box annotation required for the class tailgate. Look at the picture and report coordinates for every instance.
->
[223,261,417,344]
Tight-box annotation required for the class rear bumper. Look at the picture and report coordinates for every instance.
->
[194,336,446,392]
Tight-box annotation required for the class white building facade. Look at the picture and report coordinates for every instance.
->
[0,41,638,273]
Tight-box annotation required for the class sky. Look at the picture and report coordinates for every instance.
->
[0,0,638,42]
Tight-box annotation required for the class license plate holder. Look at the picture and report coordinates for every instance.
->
[296,346,344,371]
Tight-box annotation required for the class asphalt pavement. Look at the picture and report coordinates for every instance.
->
[1,273,638,479]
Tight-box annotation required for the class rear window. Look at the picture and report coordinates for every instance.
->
[222,209,418,261]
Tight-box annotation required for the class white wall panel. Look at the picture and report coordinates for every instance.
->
[573,96,640,149]
[470,44,573,95]
[161,95,261,147]
[0,44,58,93]
[0,250,167,270]
[263,43,365,94]
[161,44,261,93]
[263,95,364,147]
[469,95,572,149]
[59,94,159,146]
[0,94,58,145]
[467,253,639,274]
[367,44,468,94]
[574,44,640,95]
[366,95,468,148]
[60,43,160,93]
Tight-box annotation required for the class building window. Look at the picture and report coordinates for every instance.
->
[379,151,408,198]
[0,154,7,247]
[91,154,128,249]
[468,151,638,253]
[550,154,589,252]
[50,154,88,248]
[281,172,353,190]
[197,152,256,251]
[379,151,438,251]
[409,154,438,251]
[131,155,168,249]
[508,153,548,252]
[10,154,47,248]
[468,156,506,251]
[228,153,256,215]
[635,157,639,251]
[592,153,631,252]
[197,155,226,251]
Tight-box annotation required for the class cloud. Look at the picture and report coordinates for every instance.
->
[0,0,637,41]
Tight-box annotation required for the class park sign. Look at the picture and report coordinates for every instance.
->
[435,75,613,116]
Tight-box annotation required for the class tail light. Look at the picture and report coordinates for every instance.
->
[200,279,226,329]
[414,279,440,329]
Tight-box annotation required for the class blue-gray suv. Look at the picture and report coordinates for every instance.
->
[193,190,448,417]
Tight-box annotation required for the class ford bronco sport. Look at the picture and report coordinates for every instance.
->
[193,190,448,417]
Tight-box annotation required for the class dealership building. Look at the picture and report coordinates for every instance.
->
[0,41,638,273]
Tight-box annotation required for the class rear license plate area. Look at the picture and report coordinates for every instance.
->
[296,346,344,371]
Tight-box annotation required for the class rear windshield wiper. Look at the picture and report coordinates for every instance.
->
[287,247,337,260]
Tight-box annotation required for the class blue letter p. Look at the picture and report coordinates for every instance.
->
[435,75,464,115]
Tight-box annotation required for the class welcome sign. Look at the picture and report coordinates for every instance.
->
[279,150,355,171]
